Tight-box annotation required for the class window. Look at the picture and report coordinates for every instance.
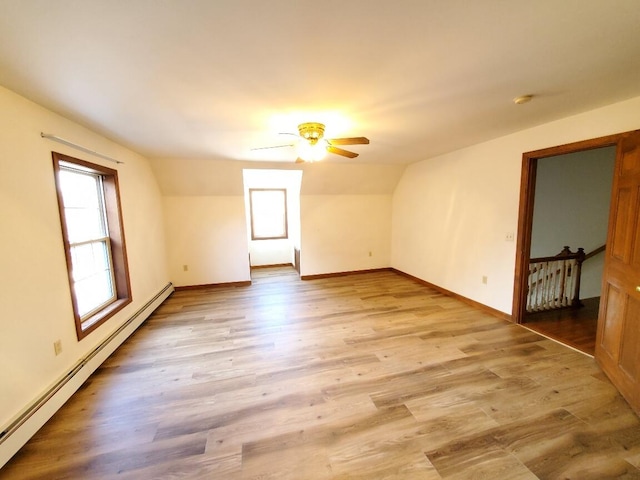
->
[52,152,131,339]
[249,188,288,240]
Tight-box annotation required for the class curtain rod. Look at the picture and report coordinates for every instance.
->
[40,133,124,165]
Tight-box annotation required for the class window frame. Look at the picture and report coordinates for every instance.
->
[52,152,132,340]
[249,188,289,241]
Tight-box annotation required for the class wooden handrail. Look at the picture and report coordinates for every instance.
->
[531,244,604,264]
[584,244,606,261]
[530,245,585,264]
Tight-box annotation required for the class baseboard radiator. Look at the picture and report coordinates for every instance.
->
[0,282,174,467]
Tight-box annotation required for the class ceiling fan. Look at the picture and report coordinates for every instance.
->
[252,122,369,163]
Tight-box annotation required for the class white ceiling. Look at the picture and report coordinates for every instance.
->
[1,0,640,165]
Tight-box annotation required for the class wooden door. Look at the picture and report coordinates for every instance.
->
[596,129,640,414]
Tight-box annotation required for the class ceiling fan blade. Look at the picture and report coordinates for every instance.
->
[250,144,295,151]
[327,146,359,158]
[326,137,369,146]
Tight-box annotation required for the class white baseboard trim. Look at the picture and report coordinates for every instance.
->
[0,282,174,468]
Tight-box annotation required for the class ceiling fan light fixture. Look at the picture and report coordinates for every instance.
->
[297,139,327,162]
[253,121,367,162]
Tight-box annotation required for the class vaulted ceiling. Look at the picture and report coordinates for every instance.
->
[1,1,640,166]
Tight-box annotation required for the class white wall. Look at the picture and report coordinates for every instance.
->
[531,147,615,298]
[163,196,250,286]
[151,159,405,283]
[391,95,640,315]
[249,239,294,266]
[0,86,170,464]
[300,195,392,276]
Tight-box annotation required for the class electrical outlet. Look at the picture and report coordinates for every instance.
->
[505,232,515,242]
[482,276,488,285]
[183,264,189,271]
[53,340,62,356]
[368,251,372,257]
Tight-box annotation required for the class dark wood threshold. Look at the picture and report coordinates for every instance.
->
[301,267,393,280]
[251,263,294,269]
[174,280,251,291]
[391,268,513,322]
[522,297,599,356]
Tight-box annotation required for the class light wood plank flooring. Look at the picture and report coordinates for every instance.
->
[2,268,639,479]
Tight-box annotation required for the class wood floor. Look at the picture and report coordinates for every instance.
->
[522,297,600,356]
[2,268,639,479]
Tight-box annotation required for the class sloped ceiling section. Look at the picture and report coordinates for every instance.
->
[1,1,640,165]
[150,158,406,196]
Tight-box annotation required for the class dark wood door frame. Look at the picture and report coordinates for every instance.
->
[512,132,623,324]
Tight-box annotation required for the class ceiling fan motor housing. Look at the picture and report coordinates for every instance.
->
[298,122,325,145]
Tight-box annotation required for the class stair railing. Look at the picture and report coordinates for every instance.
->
[526,246,586,313]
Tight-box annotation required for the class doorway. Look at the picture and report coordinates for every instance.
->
[521,146,615,355]
[512,134,621,342]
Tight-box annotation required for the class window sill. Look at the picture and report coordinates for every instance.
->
[77,297,132,340]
